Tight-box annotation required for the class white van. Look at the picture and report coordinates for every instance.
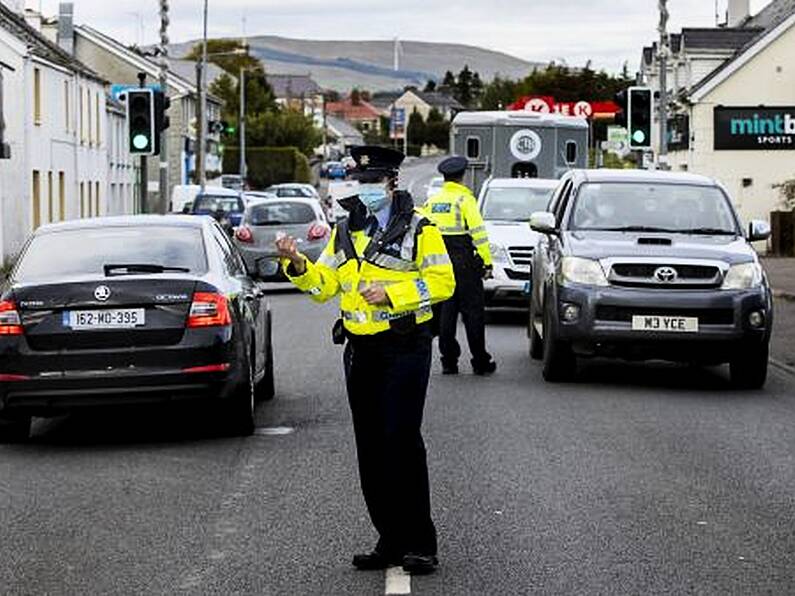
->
[170,185,202,213]
[327,180,359,223]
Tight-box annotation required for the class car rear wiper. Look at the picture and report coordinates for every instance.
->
[677,228,737,236]
[103,264,191,276]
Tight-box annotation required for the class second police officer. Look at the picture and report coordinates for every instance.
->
[275,146,455,575]
[424,156,497,376]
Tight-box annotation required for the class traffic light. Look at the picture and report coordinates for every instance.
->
[628,87,653,150]
[614,89,628,128]
[153,90,171,155]
[126,88,155,155]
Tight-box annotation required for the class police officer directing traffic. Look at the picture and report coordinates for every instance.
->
[275,146,455,575]
[424,156,497,375]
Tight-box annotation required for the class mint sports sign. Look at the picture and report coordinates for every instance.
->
[714,106,795,150]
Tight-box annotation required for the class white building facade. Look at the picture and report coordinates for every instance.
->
[669,12,795,227]
[0,3,130,264]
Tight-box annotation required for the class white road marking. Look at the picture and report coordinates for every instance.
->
[385,566,411,594]
[254,426,295,436]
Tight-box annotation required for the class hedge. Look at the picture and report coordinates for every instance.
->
[223,147,312,189]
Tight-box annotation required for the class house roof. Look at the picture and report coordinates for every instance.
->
[689,11,795,101]
[327,115,364,142]
[266,74,322,98]
[680,27,763,50]
[326,98,380,120]
[744,0,795,29]
[413,91,462,110]
[0,3,102,81]
[369,91,403,110]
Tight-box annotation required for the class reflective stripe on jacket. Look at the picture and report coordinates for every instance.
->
[422,181,492,266]
[283,194,455,336]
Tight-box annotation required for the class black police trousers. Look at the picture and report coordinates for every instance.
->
[438,250,492,369]
[343,326,437,557]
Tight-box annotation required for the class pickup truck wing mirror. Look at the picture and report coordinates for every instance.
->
[530,211,558,235]
[748,220,771,242]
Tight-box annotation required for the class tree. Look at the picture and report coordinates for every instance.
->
[442,71,456,88]
[407,108,426,147]
[424,80,437,93]
[247,109,322,156]
[350,88,362,105]
[185,39,261,76]
[455,65,475,107]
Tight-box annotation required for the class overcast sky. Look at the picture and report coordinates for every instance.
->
[29,0,770,72]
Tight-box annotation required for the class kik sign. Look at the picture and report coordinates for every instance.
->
[714,106,795,150]
[508,95,619,119]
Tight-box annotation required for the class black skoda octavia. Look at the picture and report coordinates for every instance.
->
[528,170,773,389]
[0,215,276,442]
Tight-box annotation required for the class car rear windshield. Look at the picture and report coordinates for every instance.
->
[274,188,312,198]
[570,183,739,234]
[14,227,208,282]
[248,202,316,226]
[482,187,554,221]
[193,195,242,213]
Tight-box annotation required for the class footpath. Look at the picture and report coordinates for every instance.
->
[763,258,795,370]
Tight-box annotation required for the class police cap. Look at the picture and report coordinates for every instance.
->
[438,156,468,178]
[350,145,405,182]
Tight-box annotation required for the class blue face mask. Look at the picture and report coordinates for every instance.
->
[358,184,390,213]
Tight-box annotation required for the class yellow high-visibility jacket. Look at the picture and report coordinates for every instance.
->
[283,194,455,336]
[423,181,492,267]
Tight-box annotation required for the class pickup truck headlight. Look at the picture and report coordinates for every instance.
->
[722,262,763,290]
[489,243,510,264]
[561,257,608,287]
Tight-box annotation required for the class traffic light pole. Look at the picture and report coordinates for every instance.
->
[197,0,209,192]
[158,0,170,213]
[658,0,669,169]
[137,72,148,214]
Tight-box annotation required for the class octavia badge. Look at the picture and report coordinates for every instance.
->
[94,285,112,302]
[654,267,678,283]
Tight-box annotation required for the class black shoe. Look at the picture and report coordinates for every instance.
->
[472,359,497,376]
[402,553,439,575]
[442,362,459,375]
[352,550,402,571]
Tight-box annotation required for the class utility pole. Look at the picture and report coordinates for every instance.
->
[197,0,209,191]
[158,0,170,213]
[658,0,670,170]
[239,16,247,184]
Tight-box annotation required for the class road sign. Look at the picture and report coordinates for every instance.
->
[605,126,629,157]
[390,108,406,140]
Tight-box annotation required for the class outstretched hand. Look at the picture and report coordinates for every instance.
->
[275,234,306,275]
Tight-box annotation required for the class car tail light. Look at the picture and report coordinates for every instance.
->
[0,374,29,382]
[0,300,23,335]
[183,363,231,374]
[187,292,232,328]
[307,223,329,241]
[235,225,254,244]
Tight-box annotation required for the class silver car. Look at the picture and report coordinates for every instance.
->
[478,178,558,306]
[233,197,330,279]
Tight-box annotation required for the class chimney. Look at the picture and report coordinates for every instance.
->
[23,8,42,32]
[728,0,751,27]
[57,3,74,55]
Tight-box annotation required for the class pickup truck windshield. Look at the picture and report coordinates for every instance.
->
[570,183,739,235]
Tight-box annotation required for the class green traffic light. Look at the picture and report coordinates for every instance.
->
[132,134,150,150]
[632,130,647,145]
[226,126,236,134]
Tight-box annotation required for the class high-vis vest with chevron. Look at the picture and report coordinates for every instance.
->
[423,181,492,266]
[284,192,455,336]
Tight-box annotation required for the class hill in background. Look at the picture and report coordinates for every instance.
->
[169,35,542,92]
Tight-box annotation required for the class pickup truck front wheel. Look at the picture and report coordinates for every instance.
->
[542,301,576,383]
[730,343,769,390]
